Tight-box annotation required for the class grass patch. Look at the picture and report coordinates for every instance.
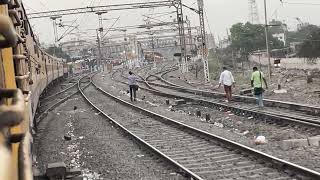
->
[208,49,221,80]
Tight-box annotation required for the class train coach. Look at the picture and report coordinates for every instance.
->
[0,1,67,179]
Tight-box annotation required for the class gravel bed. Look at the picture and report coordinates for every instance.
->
[34,94,185,179]
[163,67,320,106]
[94,71,320,173]
[82,85,292,179]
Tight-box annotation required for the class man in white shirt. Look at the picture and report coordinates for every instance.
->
[218,67,235,102]
[128,71,138,102]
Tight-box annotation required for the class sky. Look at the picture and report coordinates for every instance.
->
[23,0,320,45]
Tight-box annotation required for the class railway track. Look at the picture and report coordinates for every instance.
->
[160,68,320,116]
[84,74,320,180]
[112,66,320,133]
[34,74,91,128]
[143,75,320,131]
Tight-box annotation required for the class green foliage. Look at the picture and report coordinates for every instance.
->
[269,19,286,34]
[287,25,319,44]
[297,26,320,60]
[230,22,284,54]
[45,46,71,62]
[208,49,221,80]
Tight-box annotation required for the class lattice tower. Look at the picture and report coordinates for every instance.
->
[248,0,260,24]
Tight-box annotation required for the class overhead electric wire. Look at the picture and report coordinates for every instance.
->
[281,1,320,6]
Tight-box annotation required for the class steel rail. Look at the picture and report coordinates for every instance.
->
[159,69,320,116]
[146,77,320,128]
[79,75,204,180]
[35,75,91,128]
[115,67,320,129]
[91,74,320,179]
[40,82,77,101]
[147,76,320,126]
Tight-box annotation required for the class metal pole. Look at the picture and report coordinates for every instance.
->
[264,0,271,79]
[97,13,104,71]
[96,30,102,71]
[123,30,128,68]
[175,0,188,73]
[152,35,156,68]
[197,0,210,82]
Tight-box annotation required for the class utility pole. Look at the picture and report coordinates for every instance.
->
[97,12,106,71]
[50,16,61,43]
[186,16,193,56]
[264,0,271,79]
[96,29,103,71]
[123,29,128,68]
[152,34,156,68]
[197,0,210,83]
[174,0,188,73]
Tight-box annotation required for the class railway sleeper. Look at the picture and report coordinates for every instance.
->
[34,162,83,180]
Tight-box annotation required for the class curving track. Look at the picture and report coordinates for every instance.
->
[112,66,320,133]
[82,73,320,180]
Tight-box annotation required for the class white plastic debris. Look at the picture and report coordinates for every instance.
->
[79,136,84,140]
[274,89,288,94]
[214,122,224,128]
[137,154,144,158]
[248,116,254,120]
[57,113,60,115]
[254,136,267,145]
[242,130,250,135]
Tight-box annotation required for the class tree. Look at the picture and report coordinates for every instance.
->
[287,24,319,44]
[230,22,284,56]
[297,26,320,61]
[45,46,71,62]
[269,19,286,34]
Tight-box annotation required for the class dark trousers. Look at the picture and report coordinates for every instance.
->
[129,85,137,102]
[224,85,232,101]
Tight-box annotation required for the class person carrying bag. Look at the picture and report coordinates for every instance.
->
[251,67,268,107]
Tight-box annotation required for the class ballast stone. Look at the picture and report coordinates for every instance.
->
[280,139,309,150]
[308,136,320,147]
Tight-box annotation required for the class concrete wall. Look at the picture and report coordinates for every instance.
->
[249,55,320,70]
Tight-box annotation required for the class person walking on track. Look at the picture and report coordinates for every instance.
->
[128,71,139,102]
[251,67,268,107]
[218,67,235,102]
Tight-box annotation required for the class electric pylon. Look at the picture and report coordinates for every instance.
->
[248,0,260,24]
